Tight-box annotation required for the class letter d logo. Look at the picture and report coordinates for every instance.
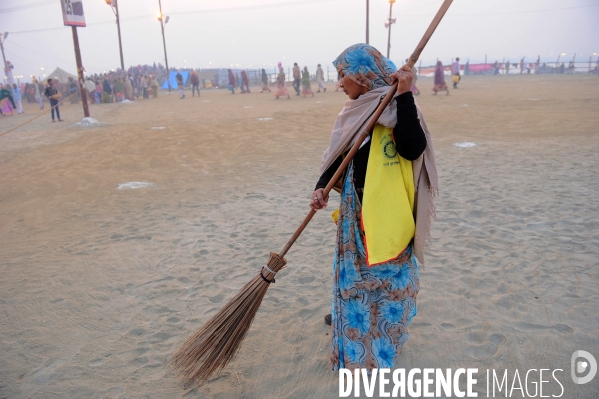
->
[571,350,597,384]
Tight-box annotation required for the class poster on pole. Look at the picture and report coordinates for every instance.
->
[60,0,86,27]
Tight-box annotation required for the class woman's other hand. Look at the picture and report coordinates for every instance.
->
[390,65,414,95]
[310,188,329,211]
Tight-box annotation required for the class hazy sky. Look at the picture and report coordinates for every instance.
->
[1,0,597,80]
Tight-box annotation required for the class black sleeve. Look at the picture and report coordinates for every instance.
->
[315,155,342,190]
[393,91,427,161]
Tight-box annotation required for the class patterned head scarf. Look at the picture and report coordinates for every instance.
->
[332,43,397,90]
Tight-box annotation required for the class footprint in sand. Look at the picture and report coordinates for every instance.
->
[128,327,148,337]
[89,358,104,368]
[465,332,506,359]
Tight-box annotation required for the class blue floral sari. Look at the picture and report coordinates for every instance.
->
[330,163,419,371]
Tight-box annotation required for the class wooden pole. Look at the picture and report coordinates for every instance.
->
[366,0,370,44]
[0,39,6,70]
[158,0,171,92]
[114,0,125,71]
[71,26,89,118]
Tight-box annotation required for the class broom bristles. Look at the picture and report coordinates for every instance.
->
[170,252,287,387]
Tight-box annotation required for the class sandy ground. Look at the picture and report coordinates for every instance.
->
[1,74,598,399]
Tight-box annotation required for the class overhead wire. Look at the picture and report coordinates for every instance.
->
[0,0,55,14]
[9,1,599,35]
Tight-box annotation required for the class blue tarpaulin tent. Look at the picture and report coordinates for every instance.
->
[161,71,189,89]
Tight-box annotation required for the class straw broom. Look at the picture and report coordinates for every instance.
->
[170,0,454,387]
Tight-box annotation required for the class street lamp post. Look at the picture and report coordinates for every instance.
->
[0,32,8,69]
[366,0,369,44]
[104,0,125,72]
[385,0,396,59]
[157,0,171,92]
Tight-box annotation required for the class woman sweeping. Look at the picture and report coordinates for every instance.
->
[260,69,271,93]
[301,66,314,97]
[311,43,437,372]
[432,60,449,95]
[274,65,290,100]
[227,69,236,94]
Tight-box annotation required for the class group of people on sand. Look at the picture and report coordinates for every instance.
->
[90,74,160,103]
[226,69,251,94]
[226,63,328,100]
[432,57,462,95]
[272,62,327,99]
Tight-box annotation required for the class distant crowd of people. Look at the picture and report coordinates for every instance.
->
[3,54,597,122]
[224,63,328,99]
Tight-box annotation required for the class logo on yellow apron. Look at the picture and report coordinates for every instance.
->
[361,125,415,266]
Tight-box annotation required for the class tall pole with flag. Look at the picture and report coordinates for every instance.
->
[60,0,89,118]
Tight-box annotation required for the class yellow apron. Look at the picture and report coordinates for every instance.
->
[361,124,415,266]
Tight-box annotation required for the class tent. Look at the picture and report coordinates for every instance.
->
[46,67,78,83]
[161,70,189,89]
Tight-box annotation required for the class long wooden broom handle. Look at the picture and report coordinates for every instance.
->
[278,0,454,258]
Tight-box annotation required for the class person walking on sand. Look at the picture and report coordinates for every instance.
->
[292,62,301,95]
[274,65,290,99]
[240,71,251,93]
[452,57,460,89]
[102,78,112,103]
[11,83,23,114]
[44,79,63,122]
[33,78,44,109]
[301,66,314,97]
[316,64,326,93]
[190,70,200,97]
[227,69,236,94]
[176,71,185,99]
[432,61,449,95]
[150,75,159,98]
[260,69,271,93]
[123,75,133,100]
[0,85,16,116]
[141,75,149,99]
[311,43,435,372]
